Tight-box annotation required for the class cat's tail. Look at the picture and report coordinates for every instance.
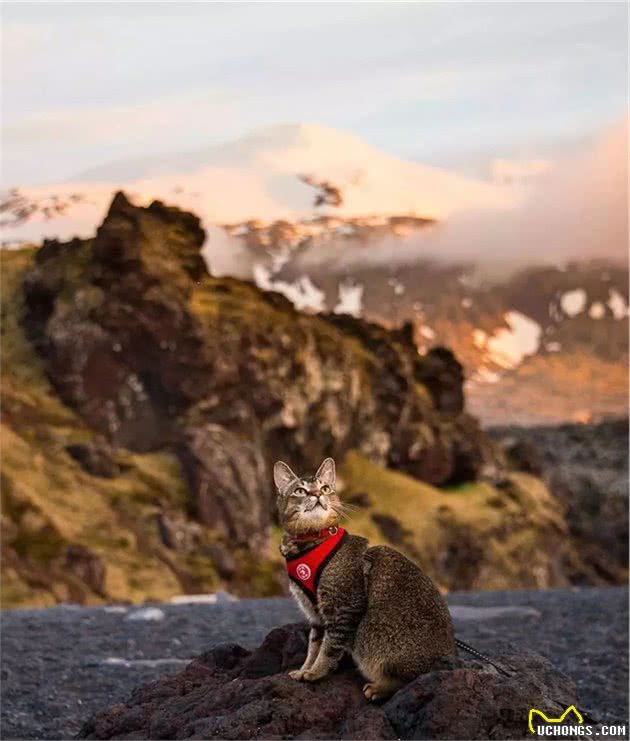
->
[455,638,514,678]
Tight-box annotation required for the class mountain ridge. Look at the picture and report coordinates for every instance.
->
[1,122,518,244]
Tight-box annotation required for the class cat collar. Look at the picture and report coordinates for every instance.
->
[293,526,340,541]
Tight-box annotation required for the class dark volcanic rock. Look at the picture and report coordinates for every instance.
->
[156,511,202,553]
[177,423,270,552]
[384,653,578,740]
[63,545,106,596]
[79,623,581,741]
[65,438,122,478]
[415,346,465,414]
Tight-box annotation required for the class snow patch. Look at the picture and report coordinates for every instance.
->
[252,263,325,313]
[607,288,629,319]
[485,311,541,369]
[475,366,501,383]
[560,288,587,317]
[334,281,363,318]
[589,302,606,319]
[472,329,487,349]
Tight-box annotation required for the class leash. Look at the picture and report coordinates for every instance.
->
[456,639,600,725]
[455,638,514,677]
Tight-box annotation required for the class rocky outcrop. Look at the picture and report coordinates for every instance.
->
[177,424,269,552]
[65,438,123,478]
[79,622,582,740]
[491,419,629,585]
[7,193,616,605]
[19,192,503,560]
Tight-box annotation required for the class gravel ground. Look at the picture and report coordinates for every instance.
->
[1,587,627,740]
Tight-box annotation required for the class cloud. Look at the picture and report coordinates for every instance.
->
[2,2,626,185]
[1,20,49,67]
[288,119,628,275]
[490,158,553,184]
[4,93,234,149]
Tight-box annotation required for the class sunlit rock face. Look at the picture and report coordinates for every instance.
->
[19,193,502,554]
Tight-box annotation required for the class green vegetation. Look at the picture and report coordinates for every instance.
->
[1,246,572,608]
[340,452,568,591]
[1,249,212,607]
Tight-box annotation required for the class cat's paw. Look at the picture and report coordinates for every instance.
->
[288,669,305,681]
[363,683,387,702]
[301,668,325,682]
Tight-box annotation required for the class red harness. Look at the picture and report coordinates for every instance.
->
[285,526,346,604]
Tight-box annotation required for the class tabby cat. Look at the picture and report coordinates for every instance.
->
[274,457,456,701]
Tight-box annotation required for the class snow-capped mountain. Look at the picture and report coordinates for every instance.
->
[1,123,518,244]
[2,121,626,425]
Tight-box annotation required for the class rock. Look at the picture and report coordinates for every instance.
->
[65,438,122,478]
[384,653,578,740]
[79,623,581,741]
[177,424,270,553]
[202,543,237,580]
[63,545,106,597]
[20,192,505,566]
[156,511,202,553]
[490,419,629,585]
[346,491,371,508]
[500,436,544,476]
[371,513,410,544]
[415,347,464,415]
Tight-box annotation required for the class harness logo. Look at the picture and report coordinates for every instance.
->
[296,563,311,581]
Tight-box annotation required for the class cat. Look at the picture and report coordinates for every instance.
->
[274,457,456,701]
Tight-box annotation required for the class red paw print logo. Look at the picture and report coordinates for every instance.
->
[296,563,311,581]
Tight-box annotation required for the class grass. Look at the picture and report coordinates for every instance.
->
[339,451,567,591]
[0,249,214,607]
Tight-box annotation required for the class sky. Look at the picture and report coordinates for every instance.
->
[2,2,628,186]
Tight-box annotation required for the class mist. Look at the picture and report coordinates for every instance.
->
[228,119,628,283]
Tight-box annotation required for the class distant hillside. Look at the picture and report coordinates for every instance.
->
[4,193,618,609]
[2,122,626,425]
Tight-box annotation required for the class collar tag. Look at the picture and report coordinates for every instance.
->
[293,526,338,542]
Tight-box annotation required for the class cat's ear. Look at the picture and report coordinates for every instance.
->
[274,461,298,493]
[316,457,336,487]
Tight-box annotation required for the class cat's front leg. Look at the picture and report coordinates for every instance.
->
[301,595,363,681]
[300,630,345,681]
[288,624,323,680]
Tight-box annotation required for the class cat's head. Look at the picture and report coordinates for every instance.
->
[274,458,342,534]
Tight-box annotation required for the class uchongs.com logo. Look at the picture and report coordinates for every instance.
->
[528,705,627,737]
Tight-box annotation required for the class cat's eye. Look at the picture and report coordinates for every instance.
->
[321,485,331,494]
[292,487,307,497]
